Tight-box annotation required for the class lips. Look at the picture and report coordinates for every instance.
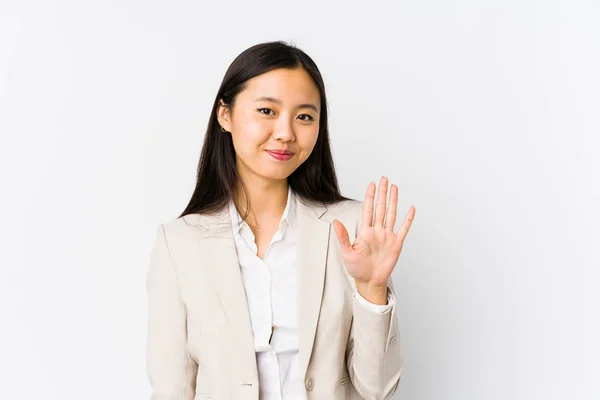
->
[266,150,294,161]
[266,150,293,155]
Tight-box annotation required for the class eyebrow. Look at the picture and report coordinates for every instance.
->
[254,96,319,114]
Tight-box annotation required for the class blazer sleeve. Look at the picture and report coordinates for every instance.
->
[146,224,198,400]
[344,201,404,400]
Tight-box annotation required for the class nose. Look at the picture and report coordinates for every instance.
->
[273,117,295,142]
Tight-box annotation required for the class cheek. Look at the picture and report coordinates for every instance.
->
[231,125,269,153]
[298,129,319,157]
[234,116,271,144]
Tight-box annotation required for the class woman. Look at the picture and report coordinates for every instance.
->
[146,41,415,400]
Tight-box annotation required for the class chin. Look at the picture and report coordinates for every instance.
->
[266,172,293,181]
[259,167,295,181]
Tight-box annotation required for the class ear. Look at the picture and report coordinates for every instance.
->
[217,100,232,132]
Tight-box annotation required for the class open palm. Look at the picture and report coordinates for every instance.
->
[333,176,415,288]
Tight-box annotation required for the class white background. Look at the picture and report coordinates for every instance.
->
[2,0,599,399]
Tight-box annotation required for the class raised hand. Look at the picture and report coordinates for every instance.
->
[333,176,415,303]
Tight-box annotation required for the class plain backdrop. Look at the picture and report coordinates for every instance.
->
[2,0,599,399]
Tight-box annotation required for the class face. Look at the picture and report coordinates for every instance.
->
[217,67,321,185]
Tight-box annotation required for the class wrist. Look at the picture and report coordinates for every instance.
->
[355,281,388,305]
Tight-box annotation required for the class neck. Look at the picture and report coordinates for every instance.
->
[234,176,289,222]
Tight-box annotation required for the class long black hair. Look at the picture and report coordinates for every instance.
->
[178,40,351,220]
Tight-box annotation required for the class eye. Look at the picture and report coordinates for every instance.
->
[298,114,314,121]
[257,108,275,115]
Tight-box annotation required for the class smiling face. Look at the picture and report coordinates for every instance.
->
[217,67,321,186]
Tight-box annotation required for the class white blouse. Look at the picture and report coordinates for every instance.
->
[228,187,394,400]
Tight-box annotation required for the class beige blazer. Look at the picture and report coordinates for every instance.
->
[146,196,403,400]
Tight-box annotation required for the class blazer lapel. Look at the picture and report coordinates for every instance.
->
[296,197,331,379]
[190,207,259,384]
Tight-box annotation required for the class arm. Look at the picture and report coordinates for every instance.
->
[146,224,198,400]
[345,276,403,400]
[335,177,414,399]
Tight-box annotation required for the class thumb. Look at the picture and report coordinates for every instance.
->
[333,219,352,252]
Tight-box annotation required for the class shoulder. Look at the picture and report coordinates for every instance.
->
[157,206,233,246]
[322,199,364,238]
[323,198,363,221]
[160,204,229,232]
[160,216,190,232]
[156,213,210,243]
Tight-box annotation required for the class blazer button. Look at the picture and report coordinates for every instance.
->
[305,377,314,391]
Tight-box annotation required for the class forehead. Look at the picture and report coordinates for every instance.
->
[240,68,321,106]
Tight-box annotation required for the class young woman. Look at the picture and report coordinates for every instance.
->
[146,41,416,400]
